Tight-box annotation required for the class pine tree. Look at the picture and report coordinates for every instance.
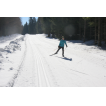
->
[42,17,52,37]
[78,17,84,40]
[36,17,43,34]
[28,17,32,34]
[104,18,106,44]
[98,17,101,46]
[32,17,37,34]
[95,17,97,44]
[22,22,29,35]
[26,22,28,33]
[49,17,59,38]
[50,17,56,38]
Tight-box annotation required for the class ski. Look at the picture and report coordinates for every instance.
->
[50,53,56,56]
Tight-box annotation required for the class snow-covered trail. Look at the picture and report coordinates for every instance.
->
[14,35,58,87]
[14,34,106,87]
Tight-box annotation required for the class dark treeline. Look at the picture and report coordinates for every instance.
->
[23,17,106,46]
[0,17,22,36]
[41,17,106,46]
[22,17,43,35]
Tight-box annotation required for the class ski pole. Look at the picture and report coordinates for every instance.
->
[53,48,58,51]
[64,47,67,51]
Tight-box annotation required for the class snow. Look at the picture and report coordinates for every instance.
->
[0,34,25,87]
[0,34,106,87]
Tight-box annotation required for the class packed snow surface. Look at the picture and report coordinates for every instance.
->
[0,34,106,87]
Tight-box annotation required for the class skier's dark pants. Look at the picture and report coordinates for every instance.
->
[55,46,64,56]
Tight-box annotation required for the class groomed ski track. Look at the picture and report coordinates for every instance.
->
[13,34,106,87]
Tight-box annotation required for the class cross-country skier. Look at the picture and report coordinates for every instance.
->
[54,36,68,57]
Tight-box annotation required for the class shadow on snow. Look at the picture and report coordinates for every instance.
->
[56,56,72,61]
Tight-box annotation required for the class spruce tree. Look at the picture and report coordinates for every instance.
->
[32,17,37,34]
[29,17,33,34]
[98,17,101,46]
[42,17,52,37]
[36,17,43,34]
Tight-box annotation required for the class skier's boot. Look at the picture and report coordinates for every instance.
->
[62,54,64,57]
[54,52,57,54]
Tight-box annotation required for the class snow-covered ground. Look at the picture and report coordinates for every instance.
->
[0,34,25,86]
[0,34,106,87]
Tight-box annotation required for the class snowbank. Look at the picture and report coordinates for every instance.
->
[0,34,26,87]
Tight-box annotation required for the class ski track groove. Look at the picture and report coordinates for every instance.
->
[34,36,90,86]
[28,39,41,87]
[29,37,51,87]
[9,35,27,87]
[13,36,37,87]
[29,38,37,87]
[31,37,59,86]
[33,42,60,87]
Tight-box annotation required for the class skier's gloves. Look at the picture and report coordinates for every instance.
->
[66,45,68,47]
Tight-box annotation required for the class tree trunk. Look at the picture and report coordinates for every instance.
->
[79,26,81,40]
[101,18,103,42]
[98,17,101,46]
[84,19,86,42]
[89,18,91,40]
[95,17,97,44]
[90,26,91,39]
[104,18,106,44]
[79,20,81,40]
[48,32,50,37]
[52,33,55,38]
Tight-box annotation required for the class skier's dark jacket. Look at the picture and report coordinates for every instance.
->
[59,40,67,47]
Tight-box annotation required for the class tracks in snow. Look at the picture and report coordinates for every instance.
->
[13,35,56,87]
[9,36,27,87]
[29,37,51,87]
[13,34,106,87]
